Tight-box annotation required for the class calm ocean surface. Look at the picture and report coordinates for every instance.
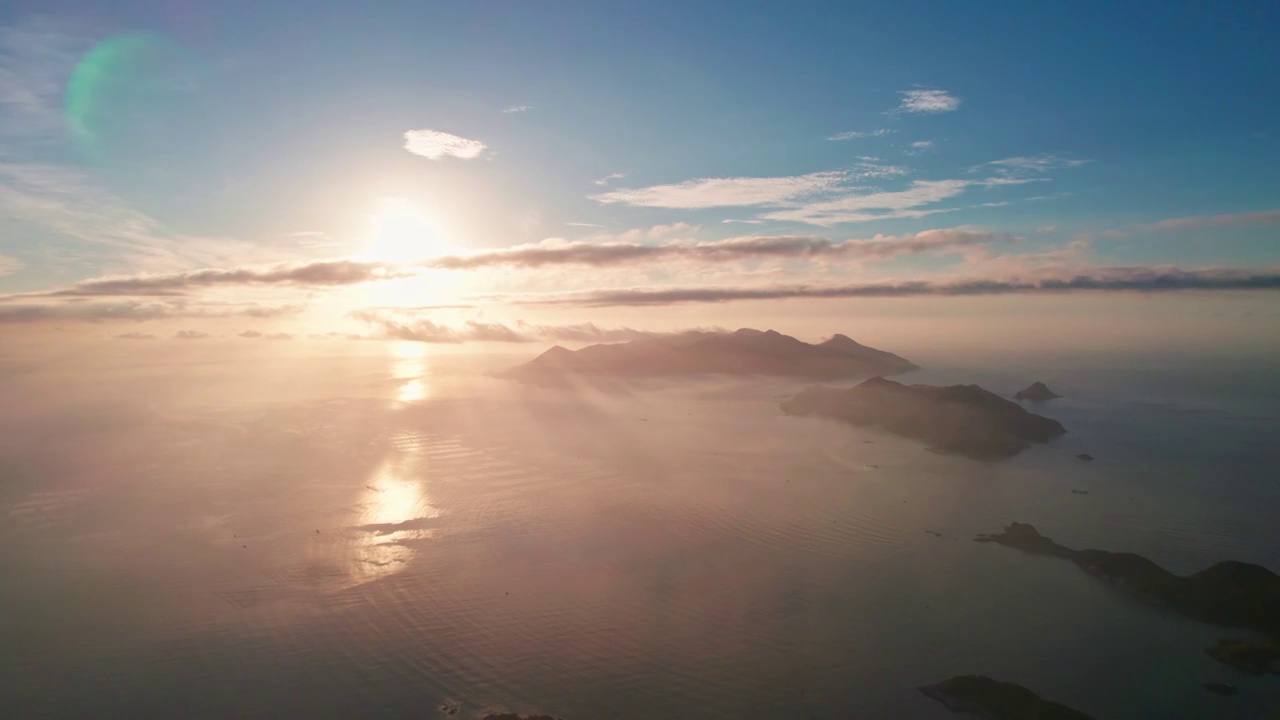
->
[1,346,1277,719]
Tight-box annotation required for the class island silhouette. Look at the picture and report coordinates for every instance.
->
[502,329,919,381]
[781,376,1066,459]
[976,522,1280,674]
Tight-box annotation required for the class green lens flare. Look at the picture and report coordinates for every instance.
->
[64,32,197,163]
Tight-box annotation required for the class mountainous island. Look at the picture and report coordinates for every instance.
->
[502,329,919,381]
[976,522,1280,671]
[781,377,1067,459]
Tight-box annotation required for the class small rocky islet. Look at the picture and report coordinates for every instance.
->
[1014,381,1062,401]
[1205,638,1280,675]
[919,675,1095,719]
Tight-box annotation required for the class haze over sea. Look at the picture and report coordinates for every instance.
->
[2,333,1277,719]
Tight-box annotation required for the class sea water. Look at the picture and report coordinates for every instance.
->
[1,345,1277,719]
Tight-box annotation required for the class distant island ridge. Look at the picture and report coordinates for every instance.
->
[976,522,1280,674]
[782,376,1067,460]
[1015,381,1061,401]
[502,328,919,381]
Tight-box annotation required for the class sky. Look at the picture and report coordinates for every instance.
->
[1,0,1278,349]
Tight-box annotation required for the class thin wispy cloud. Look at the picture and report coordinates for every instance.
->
[907,140,936,155]
[0,18,85,140]
[895,89,961,114]
[12,259,400,299]
[566,222,603,228]
[402,128,487,160]
[0,162,326,274]
[0,255,21,276]
[114,332,156,340]
[424,228,1001,269]
[592,171,848,208]
[591,164,903,209]
[0,300,300,324]
[760,179,970,226]
[1147,209,1280,231]
[594,173,626,186]
[174,330,211,339]
[982,154,1091,174]
[827,128,894,141]
[353,310,725,344]
[514,265,1280,307]
[501,104,532,113]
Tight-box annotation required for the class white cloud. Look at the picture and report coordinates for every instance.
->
[594,173,626,186]
[982,154,1090,174]
[566,222,603,228]
[895,89,960,114]
[402,129,487,160]
[761,179,973,226]
[907,140,936,156]
[827,128,894,141]
[502,105,532,113]
[591,171,849,209]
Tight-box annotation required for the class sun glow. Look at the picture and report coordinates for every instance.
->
[366,198,448,261]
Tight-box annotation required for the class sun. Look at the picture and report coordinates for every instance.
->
[365,198,447,261]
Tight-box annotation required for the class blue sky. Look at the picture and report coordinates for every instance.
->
[1,0,1278,335]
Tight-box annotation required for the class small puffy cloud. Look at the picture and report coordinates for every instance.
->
[1037,226,1057,234]
[403,129,487,160]
[174,330,211,339]
[114,332,156,340]
[907,140,936,155]
[502,105,532,113]
[238,329,292,339]
[594,173,626,186]
[896,89,960,114]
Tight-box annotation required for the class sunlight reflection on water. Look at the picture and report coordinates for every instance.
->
[350,441,441,583]
[391,341,430,405]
